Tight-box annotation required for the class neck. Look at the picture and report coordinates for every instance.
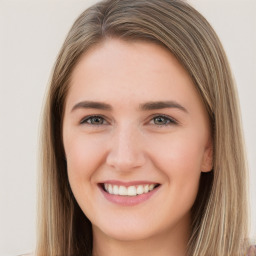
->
[92,215,190,256]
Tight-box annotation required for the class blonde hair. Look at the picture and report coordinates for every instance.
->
[37,0,249,255]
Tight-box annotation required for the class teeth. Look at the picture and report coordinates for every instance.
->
[137,185,144,195]
[103,183,158,196]
[113,185,119,195]
[108,184,113,194]
[149,184,154,191]
[127,186,137,196]
[119,186,127,195]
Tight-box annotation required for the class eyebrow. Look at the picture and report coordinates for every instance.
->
[71,100,188,113]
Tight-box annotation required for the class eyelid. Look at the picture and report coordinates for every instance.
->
[148,113,178,127]
[79,114,178,127]
[80,115,109,126]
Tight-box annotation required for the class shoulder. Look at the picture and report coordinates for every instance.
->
[247,245,256,256]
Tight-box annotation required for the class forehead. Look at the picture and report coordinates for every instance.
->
[66,38,204,113]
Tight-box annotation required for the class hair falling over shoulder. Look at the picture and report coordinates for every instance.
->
[36,0,250,255]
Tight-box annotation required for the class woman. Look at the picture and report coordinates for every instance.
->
[33,0,254,255]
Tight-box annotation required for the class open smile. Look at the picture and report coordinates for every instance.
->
[103,183,159,196]
[98,181,161,206]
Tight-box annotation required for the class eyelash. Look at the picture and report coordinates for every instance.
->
[80,114,178,127]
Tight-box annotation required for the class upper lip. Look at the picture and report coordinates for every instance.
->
[99,180,160,186]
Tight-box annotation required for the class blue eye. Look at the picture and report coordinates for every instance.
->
[151,115,177,126]
[80,115,177,127]
[80,115,107,126]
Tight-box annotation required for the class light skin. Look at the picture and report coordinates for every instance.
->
[62,38,213,256]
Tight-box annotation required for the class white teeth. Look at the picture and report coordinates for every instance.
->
[127,186,137,196]
[103,183,158,196]
[113,185,119,195]
[108,184,113,194]
[149,184,154,191]
[136,185,144,195]
[119,186,127,195]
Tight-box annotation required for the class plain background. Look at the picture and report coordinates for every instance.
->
[0,0,255,255]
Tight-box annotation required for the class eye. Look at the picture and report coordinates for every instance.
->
[150,115,177,127]
[80,114,177,127]
[80,115,107,126]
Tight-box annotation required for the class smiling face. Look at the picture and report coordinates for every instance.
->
[62,38,213,245]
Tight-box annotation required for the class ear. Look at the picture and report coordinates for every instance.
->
[201,138,213,173]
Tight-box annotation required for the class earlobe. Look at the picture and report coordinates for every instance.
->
[201,140,213,173]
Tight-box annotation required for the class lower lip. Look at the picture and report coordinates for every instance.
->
[99,185,161,206]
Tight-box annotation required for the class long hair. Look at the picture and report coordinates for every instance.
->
[36,0,249,255]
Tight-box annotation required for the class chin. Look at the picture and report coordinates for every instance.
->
[93,218,159,241]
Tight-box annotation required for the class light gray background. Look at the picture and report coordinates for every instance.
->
[0,0,255,255]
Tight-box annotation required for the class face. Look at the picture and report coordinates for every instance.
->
[63,39,213,242]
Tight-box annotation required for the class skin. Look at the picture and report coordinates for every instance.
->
[63,38,213,256]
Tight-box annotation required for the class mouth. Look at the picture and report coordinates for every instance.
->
[101,183,160,196]
[98,181,161,206]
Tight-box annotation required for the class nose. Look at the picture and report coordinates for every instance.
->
[106,124,146,172]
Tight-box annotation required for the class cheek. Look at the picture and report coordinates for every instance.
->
[149,130,205,176]
[64,133,106,198]
[64,134,106,212]
[148,132,204,202]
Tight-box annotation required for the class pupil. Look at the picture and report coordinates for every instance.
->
[92,117,102,124]
[155,117,165,125]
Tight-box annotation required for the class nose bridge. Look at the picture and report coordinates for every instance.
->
[106,122,145,171]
